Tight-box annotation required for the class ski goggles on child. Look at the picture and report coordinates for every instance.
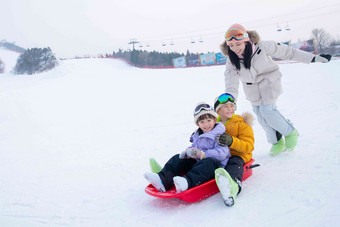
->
[194,103,214,116]
[225,28,249,41]
[214,93,235,110]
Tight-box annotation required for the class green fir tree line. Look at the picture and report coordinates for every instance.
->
[109,49,203,67]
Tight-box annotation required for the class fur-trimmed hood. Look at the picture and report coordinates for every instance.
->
[220,30,260,56]
[241,112,254,126]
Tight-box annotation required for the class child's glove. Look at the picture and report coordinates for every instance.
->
[312,54,332,63]
[216,133,233,147]
[179,151,188,159]
[186,148,205,159]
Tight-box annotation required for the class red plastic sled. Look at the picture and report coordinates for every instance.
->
[145,159,258,203]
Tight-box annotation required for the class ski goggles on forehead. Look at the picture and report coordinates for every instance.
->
[194,103,213,115]
[225,28,249,41]
[214,93,235,110]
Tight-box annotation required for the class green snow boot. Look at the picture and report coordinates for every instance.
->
[270,137,286,155]
[150,158,162,173]
[215,168,239,207]
[285,129,299,151]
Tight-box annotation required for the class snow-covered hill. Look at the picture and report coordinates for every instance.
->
[0,48,21,74]
[0,55,339,227]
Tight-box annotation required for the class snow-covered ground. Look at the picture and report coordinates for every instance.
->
[0,48,20,74]
[0,48,339,226]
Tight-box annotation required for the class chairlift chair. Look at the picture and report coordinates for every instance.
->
[277,24,282,32]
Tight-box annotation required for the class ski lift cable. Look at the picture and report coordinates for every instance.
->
[253,8,340,29]
[137,3,340,43]
[138,9,339,45]
[133,6,340,45]
[135,3,340,43]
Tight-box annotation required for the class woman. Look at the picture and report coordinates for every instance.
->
[218,23,331,155]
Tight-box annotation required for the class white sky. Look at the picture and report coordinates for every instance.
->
[1,0,340,58]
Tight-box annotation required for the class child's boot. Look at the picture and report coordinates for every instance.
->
[173,176,188,193]
[285,129,299,150]
[270,137,286,155]
[149,158,162,173]
[215,168,239,207]
[144,172,165,192]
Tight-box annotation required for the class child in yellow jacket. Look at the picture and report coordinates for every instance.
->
[213,93,255,206]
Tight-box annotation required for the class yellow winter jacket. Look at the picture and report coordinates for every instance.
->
[217,113,254,163]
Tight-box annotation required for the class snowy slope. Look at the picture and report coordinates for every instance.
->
[0,48,20,73]
[0,56,339,227]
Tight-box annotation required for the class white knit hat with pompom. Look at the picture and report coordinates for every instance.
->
[194,102,218,124]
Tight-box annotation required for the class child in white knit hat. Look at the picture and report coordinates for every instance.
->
[144,102,231,193]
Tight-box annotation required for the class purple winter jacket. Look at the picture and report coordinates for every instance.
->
[188,122,231,167]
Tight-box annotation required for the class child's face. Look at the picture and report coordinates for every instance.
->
[197,118,217,133]
[217,103,236,121]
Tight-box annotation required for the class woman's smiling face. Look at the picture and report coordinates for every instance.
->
[228,41,246,56]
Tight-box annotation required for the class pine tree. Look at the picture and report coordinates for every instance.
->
[13,47,59,75]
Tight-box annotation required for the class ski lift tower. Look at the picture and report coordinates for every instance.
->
[128,38,139,50]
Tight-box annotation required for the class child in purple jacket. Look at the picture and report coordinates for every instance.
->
[144,102,231,193]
